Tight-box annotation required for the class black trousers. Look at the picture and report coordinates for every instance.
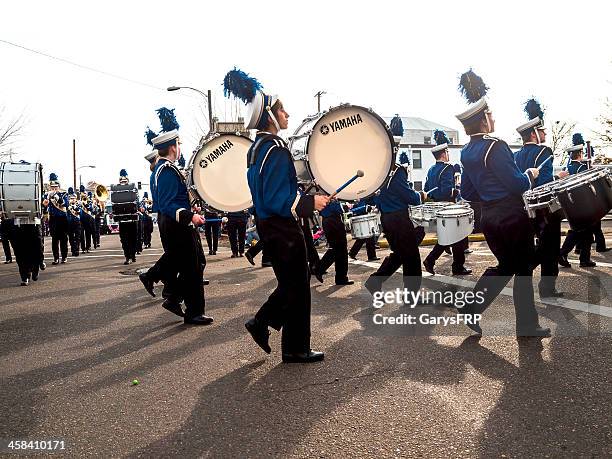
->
[68,220,81,256]
[533,211,562,292]
[301,218,320,269]
[593,220,607,251]
[204,221,220,253]
[462,198,540,333]
[560,229,592,262]
[245,237,272,264]
[368,210,422,293]
[349,236,377,260]
[227,219,247,255]
[425,238,468,272]
[93,217,101,247]
[1,220,13,261]
[49,215,68,261]
[142,216,153,246]
[255,217,311,354]
[80,217,93,251]
[136,220,143,253]
[158,214,205,318]
[319,214,349,282]
[119,221,138,260]
[10,224,42,282]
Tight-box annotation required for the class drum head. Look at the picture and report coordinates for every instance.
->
[191,134,253,212]
[305,105,394,200]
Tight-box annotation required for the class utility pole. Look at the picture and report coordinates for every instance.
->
[314,90,326,113]
[207,89,214,132]
[72,139,77,191]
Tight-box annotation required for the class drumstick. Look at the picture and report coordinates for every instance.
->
[329,170,364,199]
[425,187,438,193]
[537,155,553,170]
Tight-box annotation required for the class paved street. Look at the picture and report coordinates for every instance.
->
[1,228,611,458]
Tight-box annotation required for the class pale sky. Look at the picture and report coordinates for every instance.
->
[1,0,610,188]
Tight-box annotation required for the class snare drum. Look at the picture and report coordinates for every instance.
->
[0,161,43,224]
[187,133,253,212]
[522,183,561,219]
[435,204,474,246]
[554,167,612,231]
[350,213,381,239]
[288,104,395,200]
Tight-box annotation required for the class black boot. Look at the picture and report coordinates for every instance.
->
[245,318,271,354]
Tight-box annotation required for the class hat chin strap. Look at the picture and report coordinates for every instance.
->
[266,107,281,132]
[535,129,542,144]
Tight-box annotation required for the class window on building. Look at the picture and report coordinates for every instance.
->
[424,136,431,144]
[413,181,423,191]
[412,150,422,169]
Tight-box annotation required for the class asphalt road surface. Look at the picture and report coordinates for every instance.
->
[1,227,611,458]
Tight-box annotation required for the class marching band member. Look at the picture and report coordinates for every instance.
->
[226,209,249,258]
[10,220,43,286]
[559,134,596,267]
[149,108,212,325]
[515,98,568,297]
[66,187,82,257]
[92,197,102,249]
[78,185,94,253]
[117,170,138,265]
[364,151,423,297]
[244,207,274,268]
[317,199,354,285]
[224,68,329,362]
[348,197,380,262]
[45,173,69,265]
[455,69,549,337]
[1,213,14,263]
[422,129,472,276]
[140,192,154,249]
[204,209,221,255]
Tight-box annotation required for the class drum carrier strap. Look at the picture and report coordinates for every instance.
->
[533,146,549,169]
[247,134,277,168]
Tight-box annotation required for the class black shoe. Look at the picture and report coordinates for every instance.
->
[579,260,596,268]
[574,249,581,255]
[540,290,564,298]
[209,250,214,255]
[39,262,46,270]
[466,321,482,336]
[52,259,60,265]
[558,255,571,268]
[162,299,184,317]
[132,257,136,263]
[203,279,210,286]
[282,350,324,363]
[349,253,357,260]
[124,259,130,265]
[239,253,244,257]
[517,326,551,338]
[367,257,381,261]
[245,318,271,354]
[423,259,435,275]
[21,279,29,286]
[336,279,355,286]
[139,273,155,297]
[464,249,473,254]
[261,261,273,268]
[245,251,255,266]
[32,271,39,281]
[184,314,214,325]
[231,254,238,258]
[136,251,141,255]
[596,247,611,253]
[61,258,67,264]
[4,259,12,264]
[452,267,472,276]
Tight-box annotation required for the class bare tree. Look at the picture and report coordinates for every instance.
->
[550,120,576,160]
[0,106,27,159]
[592,97,612,148]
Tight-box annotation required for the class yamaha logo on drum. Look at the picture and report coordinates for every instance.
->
[199,139,234,168]
[321,113,364,135]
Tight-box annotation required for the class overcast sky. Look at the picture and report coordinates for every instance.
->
[1,0,610,187]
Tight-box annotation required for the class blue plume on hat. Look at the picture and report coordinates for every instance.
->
[88,191,92,197]
[156,107,180,132]
[49,173,58,181]
[524,98,544,121]
[143,192,148,198]
[459,69,488,104]
[145,127,158,146]
[177,153,185,168]
[223,68,263,103]
[399,152,410,165]
[453,164,462,174]
[120,169,128,177]
[79,184,85,193]
[433,129,450,145]
[68,187,74,194]
[390,115,404,137]
[572,133,584,146]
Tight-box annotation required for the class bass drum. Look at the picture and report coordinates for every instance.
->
[188,133,253,212]
[0,161,43,223]
[288,104,395,200]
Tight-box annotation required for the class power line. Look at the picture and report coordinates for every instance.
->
[0,38,165,91]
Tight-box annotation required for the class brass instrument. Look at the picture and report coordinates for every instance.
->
[86,181,109,202]
[47,191,67,212]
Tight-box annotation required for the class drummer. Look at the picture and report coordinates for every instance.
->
[364,152,424,298]
[559,134,596,268]
[422,129,472,276]
[454,69,549,337]
[348,196,379,262]
[514,98,568,297]
[316,199,354,286]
